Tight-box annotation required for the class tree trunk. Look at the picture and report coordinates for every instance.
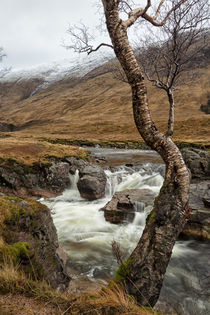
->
[166,89,175,137]
[102,0,190,307]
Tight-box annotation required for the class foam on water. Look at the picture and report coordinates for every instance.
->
[42,160,210,314]
[43,164,161,276]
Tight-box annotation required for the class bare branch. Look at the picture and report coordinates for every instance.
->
[66,22,113,55]
[123,0,189,28]
[123,8,144,28]
[157,0,188,26]
[135,0,209,136]
[142,0,151,16]
[86,43,113,55]
[119,1,133,14]
[153,0,166,21]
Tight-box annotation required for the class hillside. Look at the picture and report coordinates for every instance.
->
[0,55,209,145]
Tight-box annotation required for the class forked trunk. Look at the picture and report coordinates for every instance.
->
[102,0,190,307]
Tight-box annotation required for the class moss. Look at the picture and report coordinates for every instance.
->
[0,158,37,175]
[42,137,151,150]
[10,242,32,260]
[113,258,133,283]
[0,242,32,263]
[28,200,48,214]
[147,210,156,225]
[162,180,169,188]
[0,197,22,229]
[0,196,47,230]
[176,141,210,150]
[4,196,23,202]
[3,201,26,225]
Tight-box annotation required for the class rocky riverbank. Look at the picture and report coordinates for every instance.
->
[0,146,209,298]
[0,194,70,290]
[0,147,209,239]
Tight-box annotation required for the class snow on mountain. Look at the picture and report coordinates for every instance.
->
[0,53,111,97]
[2,53,108,84]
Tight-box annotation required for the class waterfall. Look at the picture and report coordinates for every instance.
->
[42,148,210,315]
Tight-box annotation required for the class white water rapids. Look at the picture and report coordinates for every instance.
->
[42,148,210,315]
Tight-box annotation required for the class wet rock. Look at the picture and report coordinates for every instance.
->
[182,148,210,179]
[189,181,210,209]
[56,245,68,266]
[44,162,70,191]
[0,195,71,290]
[77,165,107,200]
[65,156,87,174]
[180,180,210,240]
[181,209,210,240]
[0,160,70,198]
[100,189,156,224]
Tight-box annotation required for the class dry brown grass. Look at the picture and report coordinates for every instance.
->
[0,261,160,315]
[0,135,89,165]
[0,64,209,145]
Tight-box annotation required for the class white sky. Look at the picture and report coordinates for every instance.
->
[0,0,107,70]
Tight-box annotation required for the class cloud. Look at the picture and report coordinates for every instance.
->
[0,0,104,69]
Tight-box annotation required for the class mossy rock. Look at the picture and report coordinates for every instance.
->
[0,195,47,229]
[0,194,70,290]
[0,242,32,263]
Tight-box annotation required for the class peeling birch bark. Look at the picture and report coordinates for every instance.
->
[102,0,190,307]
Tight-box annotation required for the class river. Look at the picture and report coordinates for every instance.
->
[42,147,210,315]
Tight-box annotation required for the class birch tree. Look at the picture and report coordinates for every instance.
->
[68,0,209,307]
[136,0,209,136]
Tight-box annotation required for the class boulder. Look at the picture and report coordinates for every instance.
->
[43,162,70,192]
[182,148,210,179]
[181,209,210,240]
[181,180,210,240]
[77,165,107,200]
[0,159,71,198]
[100,189,156,224]
[0,195,71,291]
[65,156,87,174]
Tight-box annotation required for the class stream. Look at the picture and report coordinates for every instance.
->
[42,148,210,315]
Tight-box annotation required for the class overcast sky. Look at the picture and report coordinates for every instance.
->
[0,0,107,70]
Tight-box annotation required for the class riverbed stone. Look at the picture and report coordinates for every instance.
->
[181,180,210,240]
[77,165,107,200]
[182,148,210,179]
[100,189,156,224]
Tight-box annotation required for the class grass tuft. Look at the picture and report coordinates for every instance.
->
[0,260,161,314]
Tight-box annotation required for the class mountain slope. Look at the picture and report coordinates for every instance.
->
[0,56,209,144]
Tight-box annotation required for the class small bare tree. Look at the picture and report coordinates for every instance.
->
[136,0,209,136]
[67,0,210,307]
